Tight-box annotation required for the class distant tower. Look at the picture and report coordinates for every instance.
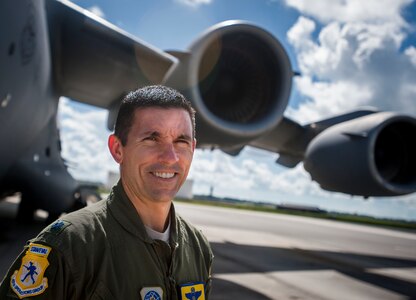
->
[209,186,214,198]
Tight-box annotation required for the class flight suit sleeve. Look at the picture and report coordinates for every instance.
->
[0,241,76,299]
[204,254,214,299]
[192,227,214,299]
[204,241,214,299]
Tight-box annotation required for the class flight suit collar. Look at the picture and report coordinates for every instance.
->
[108,180,181,246]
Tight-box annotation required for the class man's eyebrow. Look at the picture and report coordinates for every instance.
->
[143,131,160,137]
[137,131,160,140]
[177,134,193,141]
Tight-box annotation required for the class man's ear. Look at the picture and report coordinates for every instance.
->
[192,138,197,152]
[108,134,123,164]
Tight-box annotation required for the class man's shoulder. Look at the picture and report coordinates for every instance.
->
[35,200,110,252]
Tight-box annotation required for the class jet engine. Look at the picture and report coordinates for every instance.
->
[163,21,293,149]
[304,112,416,197]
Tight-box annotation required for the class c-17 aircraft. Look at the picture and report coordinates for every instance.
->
[1,0,415,221]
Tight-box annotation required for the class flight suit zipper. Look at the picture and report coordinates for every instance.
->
[151,240,177,300]
[167,242,179,300]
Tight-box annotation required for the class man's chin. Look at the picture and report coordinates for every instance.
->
[149,190,178,203]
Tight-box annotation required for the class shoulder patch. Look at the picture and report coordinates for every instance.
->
[47,219,71,235]
[10,243,51,298]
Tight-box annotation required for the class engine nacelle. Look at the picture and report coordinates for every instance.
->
[164,20,292,148]
[304,112,416,197]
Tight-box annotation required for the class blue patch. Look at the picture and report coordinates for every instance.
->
[140,287,163,300]
[51,220,64,230]
[29,245,50,256]
[144,290,162,300]
[48,220,70,235]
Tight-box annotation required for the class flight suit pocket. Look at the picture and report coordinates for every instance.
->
[91,281,115,300]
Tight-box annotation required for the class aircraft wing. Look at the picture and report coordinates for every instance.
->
[250,110,379,167]
[46,0,176,109]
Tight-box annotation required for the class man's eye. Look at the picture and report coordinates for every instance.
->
[177,139,190,145]
[144,136,157,141]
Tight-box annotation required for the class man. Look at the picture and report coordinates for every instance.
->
[0,85,213,299]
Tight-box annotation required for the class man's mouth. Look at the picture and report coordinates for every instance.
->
[152,172,176,179]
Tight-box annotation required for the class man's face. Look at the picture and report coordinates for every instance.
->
[110,107,195,204]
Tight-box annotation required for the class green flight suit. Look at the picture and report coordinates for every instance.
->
[0,181,213,299]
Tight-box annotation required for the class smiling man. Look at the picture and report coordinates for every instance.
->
[0,85,213,299]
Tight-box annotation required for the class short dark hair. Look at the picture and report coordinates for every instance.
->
[114,85,196,146]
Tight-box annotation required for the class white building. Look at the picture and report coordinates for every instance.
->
[106,171,120,190]
[176,179,193,199]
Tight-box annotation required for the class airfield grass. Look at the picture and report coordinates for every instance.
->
[175,197,416,231]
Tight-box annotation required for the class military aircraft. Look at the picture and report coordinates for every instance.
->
[1,0,415,221]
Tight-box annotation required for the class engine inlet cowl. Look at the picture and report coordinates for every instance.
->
[304,112,416,197]
[164,20,293,148]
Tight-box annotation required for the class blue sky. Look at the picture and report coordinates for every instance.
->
[59,0,416,221]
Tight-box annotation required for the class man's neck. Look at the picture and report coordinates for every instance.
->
[122,181,171,233]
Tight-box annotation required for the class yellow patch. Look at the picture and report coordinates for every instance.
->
[10,243,51,299]
[180,283,205,300]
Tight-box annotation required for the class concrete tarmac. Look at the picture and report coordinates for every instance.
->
[1,198,415,299]
[175,202,416,300]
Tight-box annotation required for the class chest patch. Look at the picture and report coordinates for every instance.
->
[140,286,163,300]
[180,282,205,300]
[10,243,51,299]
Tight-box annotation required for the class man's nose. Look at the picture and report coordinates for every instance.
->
[159,143,179,164]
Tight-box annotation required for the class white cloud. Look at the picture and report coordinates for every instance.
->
[285,1,416,124]
[87,5,105,18]
[267,163,335,199]
[190,150,256,193]
[285,0,412,24]
[286,76,372,123]
[58,98,117,184]
[190,147,323,198]
[405,46,416,66]
[175,0,212,8]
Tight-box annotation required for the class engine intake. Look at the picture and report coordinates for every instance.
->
[374,121,416,186]
[304,112,416,197]
[164,20,292,148]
